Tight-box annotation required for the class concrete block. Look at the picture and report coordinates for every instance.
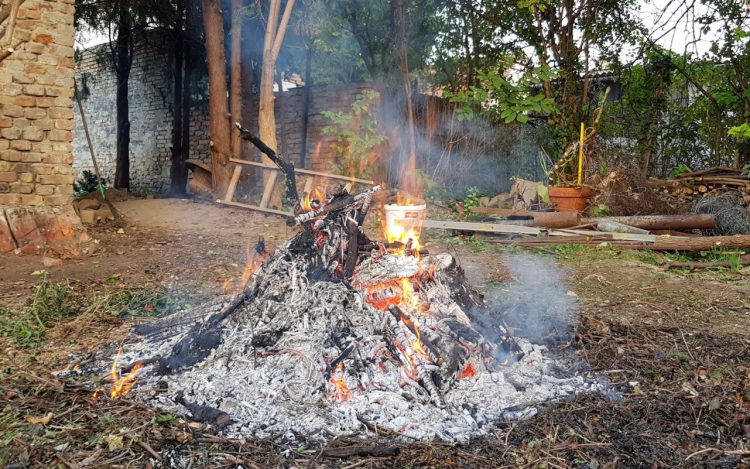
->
[78,208,96,224]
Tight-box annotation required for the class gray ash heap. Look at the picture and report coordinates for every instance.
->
[98,125,606,443]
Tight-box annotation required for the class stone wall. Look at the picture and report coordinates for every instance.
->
[73,35,381,194]
[0,0,88,254]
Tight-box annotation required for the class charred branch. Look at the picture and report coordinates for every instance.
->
[319,446,400,458]
[236,122,299,205]
[294,185,382,225]
[175,391,231,427]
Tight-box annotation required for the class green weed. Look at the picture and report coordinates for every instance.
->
[667,350,690,362]
[0,277,185,348]
[0,274,78,348]
[637,250,659,264]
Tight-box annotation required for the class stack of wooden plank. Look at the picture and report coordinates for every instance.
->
[410,211,750,251]
[672,166,750,188]
[650,166,750,208]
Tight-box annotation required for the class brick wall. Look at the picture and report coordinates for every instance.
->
[73,35,381,194]
[242,82,382,172]
[0,0,77,206]
[73,35,209,195]
[0,0,89,254]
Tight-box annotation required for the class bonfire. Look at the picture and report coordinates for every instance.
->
[92,124,604,443]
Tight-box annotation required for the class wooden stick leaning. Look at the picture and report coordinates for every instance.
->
[74,79,121,222]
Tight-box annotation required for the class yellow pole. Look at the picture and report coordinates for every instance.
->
[577,122,585,185]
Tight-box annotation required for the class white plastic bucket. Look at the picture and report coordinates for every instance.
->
[383,203,426,243]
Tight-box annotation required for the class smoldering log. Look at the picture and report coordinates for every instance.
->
[174,391,231,427]
[319,446,400,458]
[388,304,442,365]
[144,272,263,374]
[294,185,382,225]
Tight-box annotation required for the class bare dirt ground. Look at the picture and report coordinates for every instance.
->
[1,199,749,468]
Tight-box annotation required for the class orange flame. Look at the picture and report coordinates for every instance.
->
[301,184,327,212]
[108,344,141,399]
[410,320,429,358]
[330,363,352,402]
[385,229,421,259]
[223,244,269,294]
[301,192,313,212]
[240,245,257,286]
[383,194,422,258]
[400,278,422,310]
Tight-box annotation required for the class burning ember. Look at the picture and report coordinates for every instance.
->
[89,126,607,443]
[330,363,352,402]
[95,344,141,400]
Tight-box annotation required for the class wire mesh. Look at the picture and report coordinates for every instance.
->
[692,191,750,236]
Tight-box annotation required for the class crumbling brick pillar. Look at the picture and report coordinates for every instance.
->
[0,0,88,254]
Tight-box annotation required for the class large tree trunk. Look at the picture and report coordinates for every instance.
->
[258,0,296,209]
[276,72,288,156]
[202,0,233,196]
[229,0,243,159]
[640,72,664,177]
[258,43,280,207]
[170,27,186,196]
[181,0,198,174]
[114,11,133,191]
[299,46,312,168]
[395,0,417,195]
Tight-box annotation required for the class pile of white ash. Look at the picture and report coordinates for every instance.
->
[90,125,608,444]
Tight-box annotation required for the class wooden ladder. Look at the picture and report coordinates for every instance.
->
[218,158,376,216]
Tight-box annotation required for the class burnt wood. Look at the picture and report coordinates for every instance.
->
[236,122,299,205]
[319,446,400,458]
[175,390,231,427]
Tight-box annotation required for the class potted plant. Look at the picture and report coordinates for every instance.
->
[541,142,592,213]
[542,91,611,213]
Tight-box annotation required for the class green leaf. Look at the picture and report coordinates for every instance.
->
[537,184,549,203]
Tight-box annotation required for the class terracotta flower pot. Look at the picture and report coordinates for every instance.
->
[548,186,592,213]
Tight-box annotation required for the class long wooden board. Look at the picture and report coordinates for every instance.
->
[409,219,677,243]
[412,219,543,236]
[217,199,293,217]
[220,159,376,217]
[229,159,375,185]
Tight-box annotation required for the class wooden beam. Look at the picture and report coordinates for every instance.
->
[224,164,243,203]
[410,219,543,236]
[216,199,292,216]
[229,159,375,185]
[467,207,536,217]
[258,174,276,208]
[303,176,314,194]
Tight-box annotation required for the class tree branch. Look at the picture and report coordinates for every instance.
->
[235,122,299,204]
[0,0,22,49]
[270,0,296,60]
[0,0,24,25]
